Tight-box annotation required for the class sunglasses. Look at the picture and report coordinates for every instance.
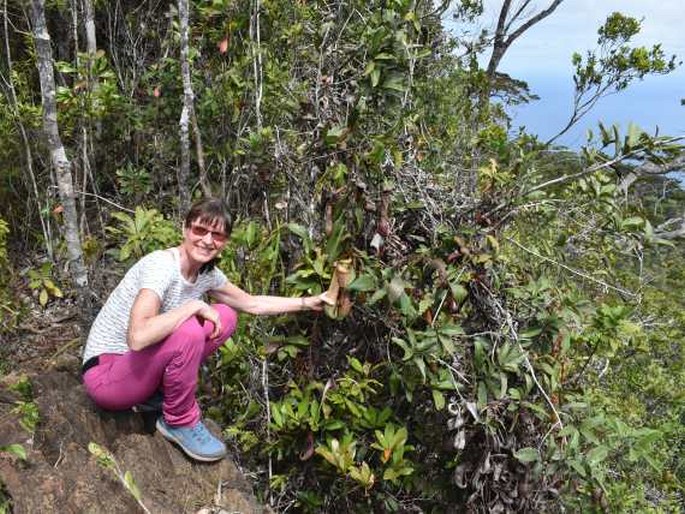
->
[189,224,228,244]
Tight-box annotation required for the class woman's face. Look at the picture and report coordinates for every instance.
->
[181,217,228,264]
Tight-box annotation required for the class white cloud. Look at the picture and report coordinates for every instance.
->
[451,0,685,74]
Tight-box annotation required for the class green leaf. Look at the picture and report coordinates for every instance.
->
[325,126,346,145]
[124,470,142,500]
[370,67,381,88]
[392,337,413,361]
[398,293,417,319]
[287,223,309,242]
[432,389,445,410]
[348,274,376,292]
[569,459,587,477]
[586,445,609,466]
[324,420,346,430]
[119,245,131,262]
[1,443,26,460]
[621,216,644,230]
[349,357,364,373]
[39,289,48,307]
[477,381,488,408]
[271,404,284,428]
[439,324,464,337]
[413,357,426,382]
[373,52,396,61]
[382,73,406,92]
[625,122,643,148]
[514,447,540,463]
[368,288,387,305]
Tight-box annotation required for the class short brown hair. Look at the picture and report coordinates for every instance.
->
[184,198,233,235]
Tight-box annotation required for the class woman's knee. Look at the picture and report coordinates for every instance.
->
[172,316,207,346]
[213,304,238,339]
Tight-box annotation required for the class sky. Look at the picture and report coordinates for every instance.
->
[446,0,685,147]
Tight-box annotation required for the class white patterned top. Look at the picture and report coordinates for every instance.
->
[83,248,227,362]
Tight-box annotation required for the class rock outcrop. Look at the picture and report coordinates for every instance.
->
[0,369,267,513]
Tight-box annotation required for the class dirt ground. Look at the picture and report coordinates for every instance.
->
[0,300,268,513]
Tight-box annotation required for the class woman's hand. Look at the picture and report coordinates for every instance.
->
[302,293,335,311]
[195,301,223,339]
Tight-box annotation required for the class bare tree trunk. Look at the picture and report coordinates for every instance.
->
[479,0,564,110]
[1,0,54,259]
[177,0,192,210]
[82,0,96,55]
[249,0,263,130]
[177,0,210,203]
[30,0,88,289]
[191,111,210,196]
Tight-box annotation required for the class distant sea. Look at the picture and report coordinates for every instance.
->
[508,69,685,149]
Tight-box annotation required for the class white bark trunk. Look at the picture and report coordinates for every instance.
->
[83,0,96,56]
[178,0,192,210]
[31,0,88,289]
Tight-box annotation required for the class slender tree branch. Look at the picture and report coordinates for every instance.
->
[522,149,641,196]
[505,237,638,298]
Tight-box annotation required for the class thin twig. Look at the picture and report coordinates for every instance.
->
[498,298,564,433]
[505,237,638,298]
[49,336,81,361]
[522,150,640,197]
[435,357,470,386]
[261,358,273,506]
[50,187,135,213]
[430,291,447,328]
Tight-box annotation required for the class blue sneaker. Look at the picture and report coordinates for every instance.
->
[156,418,227,462]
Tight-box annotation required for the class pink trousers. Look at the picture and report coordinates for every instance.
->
[83,304,238,427]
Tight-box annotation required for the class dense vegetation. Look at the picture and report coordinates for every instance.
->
[1,0,683,512]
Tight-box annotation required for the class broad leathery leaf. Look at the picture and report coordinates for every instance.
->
[432,389,445,410]
[414,356,427,381]
[325,126,346,145]
[383,465,413,481]
[398,293,417,319]
[586,445,609,466]
[287,223,309,242]
[348,274,376,292]
[349,357,364,373]
[569,459,587,477]
[621,216,644,230]
[374,52,396,61]
[439,324,464,337]
[392,337,413,361]
[271,404,284,428]
[371,67,381,88]
[382,73,406,92]
[368,288,387,305]
[324,420,345,430]
[514,447,540,463]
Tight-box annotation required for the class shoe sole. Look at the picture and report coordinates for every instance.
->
[155,419,226,462]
